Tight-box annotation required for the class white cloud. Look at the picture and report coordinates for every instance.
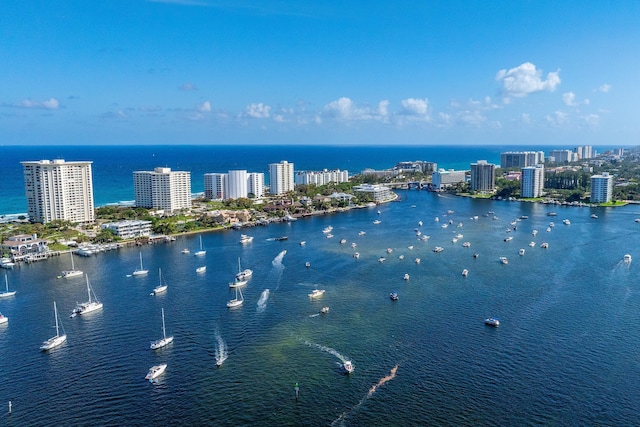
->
[401,98,429,116]
[197,101,211,112]
[245,102,271,119]
[562,92,577,106]
[377,100,390,122]
[13,97,60,110]
[323,97,384,122]
[458,110,486,127]
[596,83,611,93]
[496,62,560,98]
[546,111,568,126]
[520,113,531,124]
[180,82,198,91]
[580,113,600,127]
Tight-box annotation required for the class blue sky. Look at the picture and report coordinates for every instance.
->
[1,0,638,146]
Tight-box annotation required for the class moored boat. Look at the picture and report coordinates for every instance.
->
[145,363,167,381]
[308,289,325,298]
[485,317,500,327]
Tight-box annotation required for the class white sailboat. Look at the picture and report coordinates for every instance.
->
[150,268,168,295]
[235,257,253,281]
[227,287,244,308]
[132,252,149,276]
[194,235,206,256]
[0,274,16,298]
[41,301,67,351]
[71,275,103,317]
[150,307,174,350]
[61,251,83,279]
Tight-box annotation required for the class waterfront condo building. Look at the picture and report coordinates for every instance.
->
[500,151,544,169]
[294,169,349,186]
[269,160,294,195]
[470,160,496,193]
[204,171,264,200]
[133,167,191,213]
[590,172,613,203]
[521,165,545,198]
[204,173,227,200]
[247,173,265,198]
[431,169,466,191]
[21,159,95,224]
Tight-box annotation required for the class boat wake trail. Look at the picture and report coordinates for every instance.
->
[272,250,287,290]
[214,330,228,367]
[256,289,270,313]
[272,250,287,266]
[303,340,348,363]
[331,365,399,426]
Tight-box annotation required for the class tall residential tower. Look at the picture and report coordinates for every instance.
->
[269,160,294,195]
[133,167,191,212]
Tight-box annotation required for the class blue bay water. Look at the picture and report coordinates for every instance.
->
[1,190,640,425]
[0,144,597,215]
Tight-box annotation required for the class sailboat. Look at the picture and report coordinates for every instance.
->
[40,301,67,351]
[194,235,206,256]
[71,275,103,317]
[150,308,174,349]
[150,268,168,295]
[235,257,253,281]
[0,274,16,298]
[61,251,83,279]
[132,252,149,276]
[227,286,244,308]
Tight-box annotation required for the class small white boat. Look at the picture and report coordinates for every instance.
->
[540,242,549,249]
[358,231,366,236]
[519,248,525,256]
[308,289,325,298]
[353,252,360,259]
[351,242,357,248]
[624,254,632,263]
[485,317,500,327]
[322,226,333,234]
[433,247,444,253]
[196,266,206,274]
[398,255,404,260]
[390,292,398,301]
[132,252,149,276]
[462,242,471,248]
[418,221,423,226]
[150,268,169,295]
[386,248,393,254]
[415,258,421,264]
[61,252,83,279]
[235,258,253,281]
[532,230,538,236]
[229,276,247,288]
[320,306,329,314]
[299,241,306,246]
[504,236,513,242]
[420,235,429,241]
[378,257,386,263]
[340,238,347,244]
[407,245,414,250]
[71,275,103,317]
[452,238,458,243]
[500,257,509,265]
[563,219,570,225]
[0,274,16,298]
[145,363,167,381]
[239,234,253,245]
[227,287,244,308]
[0,258,15,269]
[326,233,334,239]
[549,222,555,228]
[305,262,311,268]
[150,308,173,350]
[462,269,468,277]
[343,360,355,374]
[404,273,410,280]
[529,241,536,247]
[373,219,381,225]
[195,235,207,255]
[591,214,598,219]
[0,312,8,324]
[181,248,190,254]
[41,302,67,351]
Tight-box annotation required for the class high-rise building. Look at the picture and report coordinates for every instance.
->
[431,169,466,191]
[227,170,248,199]
[21,159,95,224]
[500,151,544,169]
[269,160,294,195]
[247,173,265,198]
[133,167,191,212]
[294,169,349,186]
[470,160,495,193]
[549,150,577,163]
[590,172,613,203]
[521,165,545,198]
[574,146,594,160]
[204,173,227,200]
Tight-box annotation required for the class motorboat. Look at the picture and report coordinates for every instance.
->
[547,212,557,216]
[433,247,444,253]
[229,276,248,288]
[41,302,67,351]
[407,245,414,250]
[473,252,479,258]
[181,248,190,254]
[420,235,429,241]
[398,255,404,260]
[239,234,253,245]
[519,248,525,256]
[320,307,329,314]
[624,254,632,263]
[308,289,325,298]
[132,252,149,276]
[485,317,500,327]
[540,242,549,249]
[529,241,536,247]
[414,258,421,264]
[0,274,16,298]
[71,275,103,317]
[358,231,366,236]
[0,258,15,269]
[532,230,538,236]
[500,257,509,265]
[591,214,598,219]
[353,252,360,259]
[549,222,555,228]
[299,241,306,246]
[387,248,393,254]
[418,221,423,226]
[404,273,410,280]
[340,239,347,244]
[378,256,386,263]
[462,242,471,248]
[145,364,167,381]
[373,219,381,225]
[389,292,398,301]
[284,212,298,222]
[0,312,7,324]
[150,308,173,350]
[504,236,513,242]
[196,266,206,273]
[150,268,169,295]
[452,238,458,243]
[563,219,571,225]
[305,262,311,268]
[322,226,333,234]
[351,243,357,248]
[343,361,355,374]
[462,269,468,277]
[275,236,288,241]
[227,287,244,308]
[326,234,334,239]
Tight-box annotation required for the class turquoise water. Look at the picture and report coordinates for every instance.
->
[2,191,640,425]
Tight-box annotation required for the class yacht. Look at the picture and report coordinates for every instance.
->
[132,252,149,276]
[462,269,468,277]
[150,308,173,350]
[181,248,190,254]
[485,317,500,327]
[150,268,168,295]
[196,266,206,273]
[194,235,207,255]
[145,364,167,381]
[624,254,632,263]
[343,360,355,374]
[390,292,399,301]
[433,247,444,253]
[320,307,330,314]
[229,276,248,288]
[239,234,253,245]
[227,287,244,308]
[0,258,15,269]
[519,248,526,256]
[40,302,67,351]
[0,312,7,324]
[404,273,410,280]
[500,257,509,265]
[235,258,253,281]
[540,242,549,249]
[0,274,16,298]
[61,252,83,279]
[308,289,325,298]
[71,275,103,317]
[322,226,333,234]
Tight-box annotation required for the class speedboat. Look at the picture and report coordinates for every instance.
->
[308,289,325,298]
[378,257,386,263]
[404,273,410,280]
[624,254,632,263]
[414,258,421,264]
[340,239,347,244]
[196,266,206,274]
[563,219,571,225]
[181,248,190,254]
[305,262,311,268]
[389,292,398,301]
[373,219,381,225]
[358,231,366,236]
[145,364,167,381]
[519,248,525,256]
[485,317,500,327]
[322,226,333,234]
[343,361,355,374]
[239,234,254,245]
[0,312,7,324]
[540,242,549,249]
[529,241,536,247]
[462,269,468,277]
[320,307,329,314]
[462,242,471,248]
[500,257,509,265]
[433,247,444,253]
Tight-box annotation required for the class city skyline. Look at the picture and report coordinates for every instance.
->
[2,1,638,146]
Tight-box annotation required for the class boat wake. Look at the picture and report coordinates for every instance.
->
[272,250,287,290]
[331,365,399,426]
[256,289,270,312]
[214,330,227,367]
[308,313,320,318]
[272,250,287,266]
[303,340,348,364]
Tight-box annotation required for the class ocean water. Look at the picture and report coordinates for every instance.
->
[0,144,590,215]
[2,190,640,426]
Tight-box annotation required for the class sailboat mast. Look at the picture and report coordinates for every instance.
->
[54,302,60,336]
[161,308,166,339]
[71,251,75,270]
